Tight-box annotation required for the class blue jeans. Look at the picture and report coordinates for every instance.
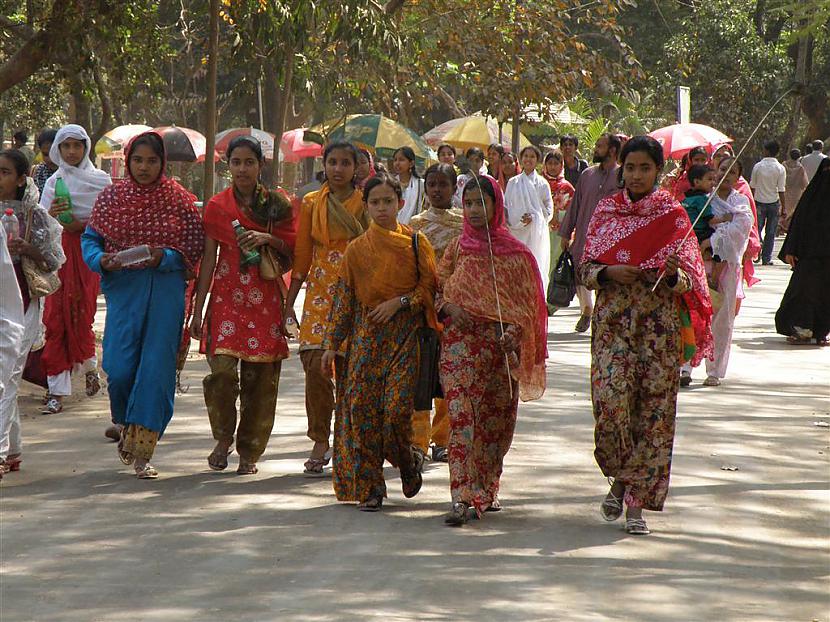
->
[756,201,779,263]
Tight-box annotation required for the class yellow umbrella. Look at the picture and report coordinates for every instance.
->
[95,124,153,157]
[422,115,532,153]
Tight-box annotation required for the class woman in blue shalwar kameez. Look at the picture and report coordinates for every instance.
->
[82,132,204,478]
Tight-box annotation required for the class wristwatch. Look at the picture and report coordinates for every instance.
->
[400,295,411,308]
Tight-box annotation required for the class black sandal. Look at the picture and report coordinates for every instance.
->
[208,444,233,471]
[357,496,383,512]
[444,502,469,526]
[401,469,423,499]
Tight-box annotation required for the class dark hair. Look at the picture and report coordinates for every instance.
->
[687,164,714,186]
[559,134,579,148]
[519,145,542,160]
[36,128,58,148]
[465,147,485,161]
[227,136,263,161]
[789,148,801,160]
[720,156,743,177]
[487,143,505,157]
[363,173,402,202]
[763,140,780,157]
[393,146,419,178]
[437,143,456,158]
[323,141,359,166]
[129,133,165,160]
[602,132,623,157]
[462,174,497,205]
[357,148,372,161]
[502,152,517,164]
[811,139,823,151]
[688,146,708,160]
[0,150,29,200]
[424,162,458,187]
[544,149,563,164]
[619,135,665,170]
[12,130,27,144]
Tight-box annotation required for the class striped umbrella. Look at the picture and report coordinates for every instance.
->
[422,115,532,152]
[215,127,278,160]
[309,114,435,164]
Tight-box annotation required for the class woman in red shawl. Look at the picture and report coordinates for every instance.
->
[191,136,297,476]
[83,131,204,479]
[437,174,548,525]
[580,136,713,536]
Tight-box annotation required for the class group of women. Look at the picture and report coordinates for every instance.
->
[3,123,752,537]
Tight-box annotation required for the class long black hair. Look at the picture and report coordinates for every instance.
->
[424,162,458,188]
[227,136,264,161]
[324,141,359,165]
[619,135,665,170]
[363,173,402,202]
[393,146,420,178]
[130,133,165,160]
[0,149,29,200]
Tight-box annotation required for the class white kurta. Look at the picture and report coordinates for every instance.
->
[504,171,554,291]
[0,235,24,401]
[397,176,426,225]
[705,190,753,379]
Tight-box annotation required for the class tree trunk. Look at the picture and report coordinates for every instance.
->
[90,61,114,147]
[67,71,91,130]
[203,0,220,201]
[511,102,522,154]
[269,44,295,186]
[781,31,811,151]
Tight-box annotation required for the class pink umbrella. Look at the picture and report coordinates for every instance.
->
[649,123,732,160]
[280,128,322,163]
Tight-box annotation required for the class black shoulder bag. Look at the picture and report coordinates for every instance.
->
[411,233,443,411]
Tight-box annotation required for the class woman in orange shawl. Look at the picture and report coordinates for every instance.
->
[321,175,437,512]
[437,174,548,525]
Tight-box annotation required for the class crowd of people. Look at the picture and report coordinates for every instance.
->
[0,121,827,535]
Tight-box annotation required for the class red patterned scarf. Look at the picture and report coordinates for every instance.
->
[88,132,205,272]
[583,188,713,365]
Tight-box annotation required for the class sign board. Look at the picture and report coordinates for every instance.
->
[676,86,691,124]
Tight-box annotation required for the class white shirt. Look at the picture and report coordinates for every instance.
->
[709,190,753,265]
[749,157,786,204]
[396,176,425,225]
[0,234,25,400]
[800,151,827,182]
[504,170,554,292]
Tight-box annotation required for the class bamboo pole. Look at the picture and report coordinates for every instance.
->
[203,0,219,202]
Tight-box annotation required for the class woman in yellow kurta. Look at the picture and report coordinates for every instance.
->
[321,175,438,511]
[285,142,368,475]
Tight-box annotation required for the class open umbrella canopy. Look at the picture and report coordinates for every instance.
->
[153,125,219,162]
[308,114,434,164]
[422,115,532,153]
[280,128,322,163]
[649,123,732,160]
[215,127,278,160]
[95,124,153,157]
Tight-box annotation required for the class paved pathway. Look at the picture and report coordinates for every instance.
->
[1,260,828,621]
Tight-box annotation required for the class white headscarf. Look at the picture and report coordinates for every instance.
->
[39,124,111,224]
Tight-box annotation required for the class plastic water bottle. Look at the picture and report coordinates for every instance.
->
[2,208,19,241]
[231,219,261,266]
[53,177,75,225]
[114,244,152,267]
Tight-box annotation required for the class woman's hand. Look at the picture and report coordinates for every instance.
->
[604,265,642,284]
[500,329,520,354]
[520,213,533,225]
[368,297,402,323]
[282,306,299,335]
[100,253,122,272]
[785,254,797,268]
[237,230,272,253]
[443,303,472,329]
[7,238,35,258]
[190,313,203,339]
[321,350,337,378]
[48,197,70,218]
[663,254,680,277]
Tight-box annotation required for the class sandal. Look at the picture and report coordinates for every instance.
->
[135,463,159,479]
[444,502,469,526]
[208,444,233,471]
[236,462,258,475]
[787,335,813,345]
[5,454,21,472]
[412,446,426,473]
[104,424,122,442]
[42,396,62,415]
[485,497,502,512]
[401,469,423,499]
[625,517,651,535]
[357,496,383,512]
[431,445,448,463]
[303,447,332,476]
[703,376,721,387]
[601,482,624,522]
[117,426,134,465]
[85,371,101,397]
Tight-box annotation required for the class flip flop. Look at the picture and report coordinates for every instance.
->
[208,445,233,471]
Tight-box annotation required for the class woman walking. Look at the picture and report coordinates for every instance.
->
[284,142,366,476]
[83,131,204,479]
[580,136,712,535]
[781,149,809,233]
[0,150,64,475]
[321,175,436,511]
[542,150,575,309]
[438,174,547,525]
[192,137,296,475]
[775,159,830,345]
[39,124,111,414]
[392,146,425,224]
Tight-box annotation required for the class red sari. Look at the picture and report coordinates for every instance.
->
[201,187,297,362]
[41,231,99,376]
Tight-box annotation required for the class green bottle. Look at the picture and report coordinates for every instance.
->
[53,177,74,226]
[231,219,261,266]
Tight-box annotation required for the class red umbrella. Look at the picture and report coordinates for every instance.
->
[153,126,219,162]
[216,127,276,160]
[649,123,732,160]
[280,128,322,163]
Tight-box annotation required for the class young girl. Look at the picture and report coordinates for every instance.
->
[437,144,457,167]
[84,132,204,479]
[285,142,367,476]
[499,152,519,190]
[0,150,64,474]
[39,125,111,414]
[542,150,575,304]
[392,146,425,224]
[409,163,464,464]
[504,145,554,292]
[454,147,485,207]
[580,136,712,535]
[192,136,296,475]
[321,175,437,511]
[354,148,376,190]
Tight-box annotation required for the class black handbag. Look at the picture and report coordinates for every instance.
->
[547,249,577,308]
[411,234,443,411]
